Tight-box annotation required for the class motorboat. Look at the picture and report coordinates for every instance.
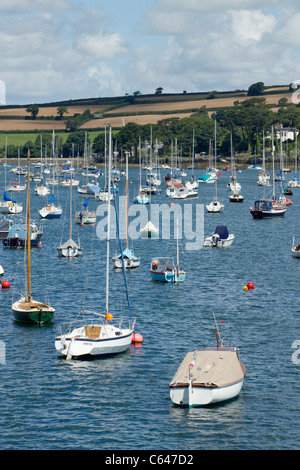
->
[150,257,186,282]
[204,226,234,247]
[172,187,198,200]
[3,222,43,248]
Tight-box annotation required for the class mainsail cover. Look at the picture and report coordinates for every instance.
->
[4,192,16,203]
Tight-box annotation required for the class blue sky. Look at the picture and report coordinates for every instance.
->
[1,0,300,105]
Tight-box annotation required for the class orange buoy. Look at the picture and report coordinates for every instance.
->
[247,282,254,290]
[132,333,143,343]
[106,313,113,321]
[2,280,10,289]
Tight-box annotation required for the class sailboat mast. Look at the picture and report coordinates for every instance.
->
[126,151,128,248]
[69,147,73,240]
[26,149,31,301]
[106,124,112,315]
[272,126,275,199]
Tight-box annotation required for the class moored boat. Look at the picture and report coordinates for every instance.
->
[204,225,234,247]
[169,318,246,407]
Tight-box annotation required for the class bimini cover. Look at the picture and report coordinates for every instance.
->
[169,348,245,389]
[4,192,16,203]
[215,226,229,239]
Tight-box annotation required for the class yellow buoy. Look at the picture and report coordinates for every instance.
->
[243,286,248,290]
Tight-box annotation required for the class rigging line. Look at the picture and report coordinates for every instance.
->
[112,188,132,315]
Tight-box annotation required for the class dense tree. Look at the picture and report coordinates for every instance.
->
[247,82,264,96]
[26,104,39,120]
[56,105,68,120]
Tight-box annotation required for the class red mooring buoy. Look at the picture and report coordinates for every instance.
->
[247,282,254,290]
[132,333,143,343]
[2,280,10,289]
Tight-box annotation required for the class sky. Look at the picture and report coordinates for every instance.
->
[1,0,300,105]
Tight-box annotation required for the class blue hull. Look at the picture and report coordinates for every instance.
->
[150,270,186,282]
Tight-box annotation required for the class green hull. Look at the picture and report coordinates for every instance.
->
[12,299,55,324]
[13,308,54,324]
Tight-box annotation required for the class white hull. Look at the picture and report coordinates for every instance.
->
[204,234,234,247]
[57,246,83,258]
[112,257,140,268]
[206,200,224,213]
[35,186,50,196]
[55,323,134,359]
[0,202,22,214]
[292,248,300,258]
[75,210,96,224]
[39,204,62,218]
[170,379,244,407]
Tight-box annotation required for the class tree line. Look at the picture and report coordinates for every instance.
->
[2,97,300,163]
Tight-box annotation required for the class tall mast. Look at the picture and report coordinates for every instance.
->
[105,124,112,315]
[126,150,128,248]
[26,148,31,301]
[70,145,74,240]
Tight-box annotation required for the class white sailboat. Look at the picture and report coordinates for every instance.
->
[292,235,300,258]
[288,129,300,188]
[113,152,140,268]
[57,165,82,258]
[38,131,62,218]
[55,124,136,359]
[0,137,23,214]
[133,138,150,205]
[185,130,199,190]
[7,150,26,192]
[140,134,159,239]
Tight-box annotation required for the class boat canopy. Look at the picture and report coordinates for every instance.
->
[4,192,16,203]
[169,348,245,389]
[115,247,139,260]
[198,174,212,182]
[58,238,80,249]
[7,224,35,240]
[214,226,229,239]
[254,199,272,211]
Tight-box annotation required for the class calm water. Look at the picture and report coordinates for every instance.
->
[0,164,299,450]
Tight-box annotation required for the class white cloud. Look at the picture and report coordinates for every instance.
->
[0,0,70,12]
[230,10,276,43]
[76,31,128,60]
